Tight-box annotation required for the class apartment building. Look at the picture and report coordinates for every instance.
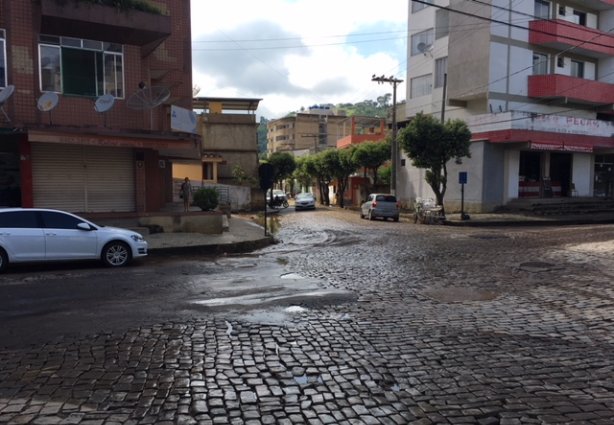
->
[401,0,614,212]
[0,1,199,215]
[267,106,348,156]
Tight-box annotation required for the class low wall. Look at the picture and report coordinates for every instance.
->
[138,212,224,234]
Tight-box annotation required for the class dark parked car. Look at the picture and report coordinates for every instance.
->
[360,193,400,221]
[0,208,148,272]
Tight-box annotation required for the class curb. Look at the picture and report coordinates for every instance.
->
[147,236,275,257]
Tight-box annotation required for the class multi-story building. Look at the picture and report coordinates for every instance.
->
[0,0,199,215]
[267,106,348,156]
[400,0,614,212]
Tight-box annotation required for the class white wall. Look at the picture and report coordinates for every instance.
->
[504,149,520,202]
[572,153,592,196]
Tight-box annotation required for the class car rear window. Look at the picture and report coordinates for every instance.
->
[0,211,40,228]
[376,195,397,202]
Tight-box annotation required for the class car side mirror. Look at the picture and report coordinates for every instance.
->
[77,222,94,231]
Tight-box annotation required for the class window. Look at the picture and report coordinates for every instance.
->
[435,9,450,39]
[203,163,215,181]
[410,74,433,98]
[412,0,434,13]
[534,0,550,19]
[411,29,434,56]
[435,57,448,88]
[40,211,84,230]
[572,10,586,26]
[0,211,39,228]
[532,53,548,75]
[0,29,5,88]
[571,60,584,78]
[38,35,124,98]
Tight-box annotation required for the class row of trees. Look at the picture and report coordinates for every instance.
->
[265,140,391,208]
[263,113,472,213]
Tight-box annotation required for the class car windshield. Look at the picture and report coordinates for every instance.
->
[297,193,313,200]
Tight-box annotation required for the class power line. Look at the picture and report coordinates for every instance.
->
[410,0,613,49]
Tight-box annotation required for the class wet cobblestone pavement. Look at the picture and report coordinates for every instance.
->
[2,208,614,424]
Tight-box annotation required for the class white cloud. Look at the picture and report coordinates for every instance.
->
[191,0,408,118]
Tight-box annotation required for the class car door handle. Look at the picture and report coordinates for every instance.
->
[45,232,57,237]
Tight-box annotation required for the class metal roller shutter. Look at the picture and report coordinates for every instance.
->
[31,143,135,213]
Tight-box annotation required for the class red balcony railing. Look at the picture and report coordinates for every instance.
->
[529,20,614,58]
[528,74,614,106]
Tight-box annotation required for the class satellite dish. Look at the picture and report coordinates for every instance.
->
[192,84,201,97]
[94,94,115,113]
[0,85,15,122]
[417,42,433,56]
[37,92,59,125]
[126,85,171,110]
[37,92,59,112]
[0,85,15,104]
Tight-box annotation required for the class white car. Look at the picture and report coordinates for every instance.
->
[294,192,316,210]
[0,208,148,272]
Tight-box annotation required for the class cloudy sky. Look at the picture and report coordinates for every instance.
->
[190,0,408,119]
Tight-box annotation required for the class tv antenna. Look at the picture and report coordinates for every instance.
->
[37,92,59,125]
[0,85,15,123]
[126,85,170,129]
[94,94,115,127]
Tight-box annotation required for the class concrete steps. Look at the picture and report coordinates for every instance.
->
[500,198,614,216]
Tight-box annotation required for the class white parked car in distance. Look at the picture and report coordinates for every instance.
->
[0,208,148,272]
[294,192,316,210]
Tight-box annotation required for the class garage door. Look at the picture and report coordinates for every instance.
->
[31,143,135,212]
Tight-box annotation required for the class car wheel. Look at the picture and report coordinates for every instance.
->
[393,216,399,222]
[368,211,375,221]
[360,211,364,219]
[0,248,8,273]
[102,241,131,267]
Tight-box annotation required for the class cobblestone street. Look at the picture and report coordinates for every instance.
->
[1,208,614,424]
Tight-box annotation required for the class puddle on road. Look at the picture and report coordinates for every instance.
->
[424,286,499,302]
[519,261,555,272]
[281,272,303,280]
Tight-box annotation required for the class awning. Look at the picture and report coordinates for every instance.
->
[530,142,593,153]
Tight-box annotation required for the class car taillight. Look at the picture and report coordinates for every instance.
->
[396,201,400,208]
[371,201,377,207]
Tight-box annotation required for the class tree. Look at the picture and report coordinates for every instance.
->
[293,157,315,194]
[398,113,472,214]
[332,147,358,208]
[266,152,296,188]
[352,140,390,192]
[257,117,269,154]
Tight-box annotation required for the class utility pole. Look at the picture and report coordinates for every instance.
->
[372,74,403,195]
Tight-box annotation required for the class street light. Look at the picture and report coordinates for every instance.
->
[372,74,403,195]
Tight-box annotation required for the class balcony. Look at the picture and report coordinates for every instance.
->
[529,20,614,59]
[40,0,171,48]
[337,134,387,149]
[528,74,614,106]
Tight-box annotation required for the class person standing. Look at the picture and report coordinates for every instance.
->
[180,177,192,212]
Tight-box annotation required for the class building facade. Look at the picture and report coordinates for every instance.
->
[0,0,199,215]
[267,106,348,156]
[400,0,614,212]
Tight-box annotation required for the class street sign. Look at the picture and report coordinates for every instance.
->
[459,171,467,185]
[258,163,275,191]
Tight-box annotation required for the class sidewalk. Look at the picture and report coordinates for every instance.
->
[145,214,274,256]
[442,211,614,226]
